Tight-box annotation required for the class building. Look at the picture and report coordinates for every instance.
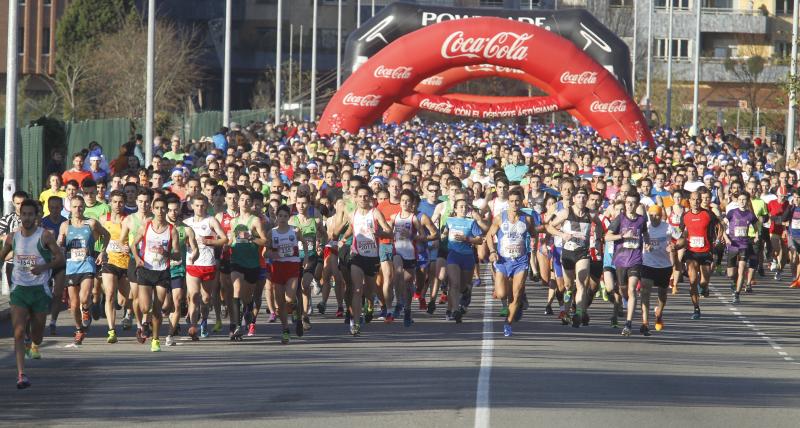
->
[0,0,70,94]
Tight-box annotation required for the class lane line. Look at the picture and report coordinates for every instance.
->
[475,271,494,428]
[711,286,794,364]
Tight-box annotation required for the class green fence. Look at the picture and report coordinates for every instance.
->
[65,118,133,163]
[186,109,270,141]
[0,126,44,198]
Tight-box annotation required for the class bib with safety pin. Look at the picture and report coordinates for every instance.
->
[792,219,800,230]
[733,226,748,238]
[70,248,87,261]
[689,236,705,249]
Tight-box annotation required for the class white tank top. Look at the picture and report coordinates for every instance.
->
[491,198,509,218]
[11,227,51,289]
[142,222,172,271]
[392,212,416,261]
[352,209,378,257]
[185,216,215,267]
[271,226,300,263]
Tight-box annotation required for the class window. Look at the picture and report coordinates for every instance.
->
[775,41,790,58]
[43,0,51,5]
[777,0,795,15]
[610,0,634,6]
[479,0,504,7]
[702,0,732,8]
[18,26,24,55]
[655,38,690,58]
[656,0,691,9]
[42,28,50,55]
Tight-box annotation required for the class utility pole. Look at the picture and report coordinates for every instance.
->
[145,0,155,166]
[691,0,702,136]
[787,0,799,154]
[275,0,283,125]
[666,0,674,129]
[223,0,232,127]
[311,0,318,120]
[3,0,19,215]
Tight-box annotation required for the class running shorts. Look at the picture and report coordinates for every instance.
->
[10,285,51,313]
[66,272,94,287]
[231,264,260,284]
[615,265,642,285]
[100,263,126,279]
[494,254,528,278]
[351,254,380,277]
[641,265,672,289]
[379,243,395,263]
[187,265,216,282]
[270,261,300,285]
[684,250,713,266]
[560,249,589,271]
[447,252,474,271]
[136,267,171,287]
[552,247,564,278]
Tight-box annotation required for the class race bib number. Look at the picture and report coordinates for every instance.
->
[357,240,377,254]
[792,219,800,230]
[70,248,87,261]
[733,226,748,238]
[622,239,640,250]
[689,236,705,249]
[649,238,666,251]
[563,240,578,251]
[501,240,524,258]
[107,240,124,253]
[15,255,37,272]
[279,243,295,258]
[235,230,251,244]
[448,229,465,242]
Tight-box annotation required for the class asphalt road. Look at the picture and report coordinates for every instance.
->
[1,267,799,428]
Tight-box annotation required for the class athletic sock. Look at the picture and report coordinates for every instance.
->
[231,298,241,329]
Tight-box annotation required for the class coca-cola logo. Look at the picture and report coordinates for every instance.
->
[420,76,444,86]
[419,98,454,114]
[343,93,382,107]
[464,64,524,74]
[560,71,598,85]
[441,31,532,61]
[590,100,626,113]
[373,65,413,80]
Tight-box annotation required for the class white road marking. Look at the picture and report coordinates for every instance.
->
[475,272,494,428]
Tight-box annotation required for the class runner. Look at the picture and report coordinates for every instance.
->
[57,195,110,345]
[185,194,229,337]
[677,191,717,320]
[267,204,307,343]
[165,196,199,346]
[99,190,131,343]
[289,191,326,332]
[2,199,63,388]
[377,177,402,321]
[215,186,240,333]
[486,188,537,337]
[119,188,153,343]
[41,197,67,334]
[641,205,672,333]
[130,197,182,352]
[724,192,758,303]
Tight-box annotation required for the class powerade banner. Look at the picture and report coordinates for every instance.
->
[345,1,632,95]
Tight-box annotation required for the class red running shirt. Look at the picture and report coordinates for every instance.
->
[681,210,715,253]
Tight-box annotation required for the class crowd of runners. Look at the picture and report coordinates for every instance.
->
[4,119,798,389]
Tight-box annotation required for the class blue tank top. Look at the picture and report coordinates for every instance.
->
[41,215,66,236]
[65,222,95,275]
[496,210,530,259]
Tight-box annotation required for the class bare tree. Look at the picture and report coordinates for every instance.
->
[51,45,93,120]
[88,16,203,119]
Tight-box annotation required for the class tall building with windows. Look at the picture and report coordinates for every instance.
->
[0,0,70,94]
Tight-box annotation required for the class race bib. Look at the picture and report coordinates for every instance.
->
[649,238,666,251]
[15,255,37,272]
[279,243,295,258]
[689,236,705,249]
[70,248,87,261]
[235,230,251,244]
[357,240,377,254]
[622,238,640,250]
[792,219,800,230]
[448,229,465,242]
[501,239,524,258]
[107,240,124,253]
[733,226,748,238]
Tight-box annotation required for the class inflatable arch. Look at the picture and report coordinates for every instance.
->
[318,17,652,143]
[382,64,590,126]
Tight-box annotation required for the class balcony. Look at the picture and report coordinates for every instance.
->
[646,7,768,37]
[651,56,788,83]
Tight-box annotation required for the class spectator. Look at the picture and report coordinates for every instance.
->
[163,135,187,162]
[38,173,66,216]
[61,153,93,186]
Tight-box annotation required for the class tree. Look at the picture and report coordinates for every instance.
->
[88,16,203,120]
[53,0,136,120]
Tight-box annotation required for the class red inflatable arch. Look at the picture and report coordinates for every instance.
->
[400,93,568,120]
[383,64,589,127]
[318,17,652,143]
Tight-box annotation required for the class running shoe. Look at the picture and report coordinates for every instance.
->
[691,309,701,320]
[746,284,754,293]
[413,292,421,301]
[503,323,513,337]
[350,324,361,336]
[213,319,223,332]
[73,329,85,345]
[581,312,590,326]
[655,316,664,331]
[445,310,453,321]
[142,323,152,339]
[29,344,41,360]
[564,290,572,303]
[499,307,509,317]
[107,329,118,344]
[544,305,553,315]
[700,285,709,298]
[200,321,209,338]
[571,313,581,328]
[91,302,102,321]
[770,261,777,271]
[165,335,176,346]
[621,326,631,336]
[473,277,481,288]
[17,373,31,389]
[81,307,91,329]
[188,325,199,340]
[247,323,256,337]
[377,307,387,321]
[151,338,161,352]
[404,308,413,327]
[640,324,651,337]
[136,327,146,344]
[49,323,57,335]
[312,279,322,296]
[269,312,277,323]
[419,298,428,311]
[302,316,312,331]
[385,312,395,323]
[336,307,344,318]
[121,313,132,331]
[363,306,373,323]
[317,302,326,315]
[426,301,436,315]
[295,318,304,337]
[601,287,609,302]
[732,294,740,305]
[775,272,782,281]
[454,308,464,323]
[438,293,448,304]
[281,329,290,344]
[230,327,243,341]
[611,314,619,329]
